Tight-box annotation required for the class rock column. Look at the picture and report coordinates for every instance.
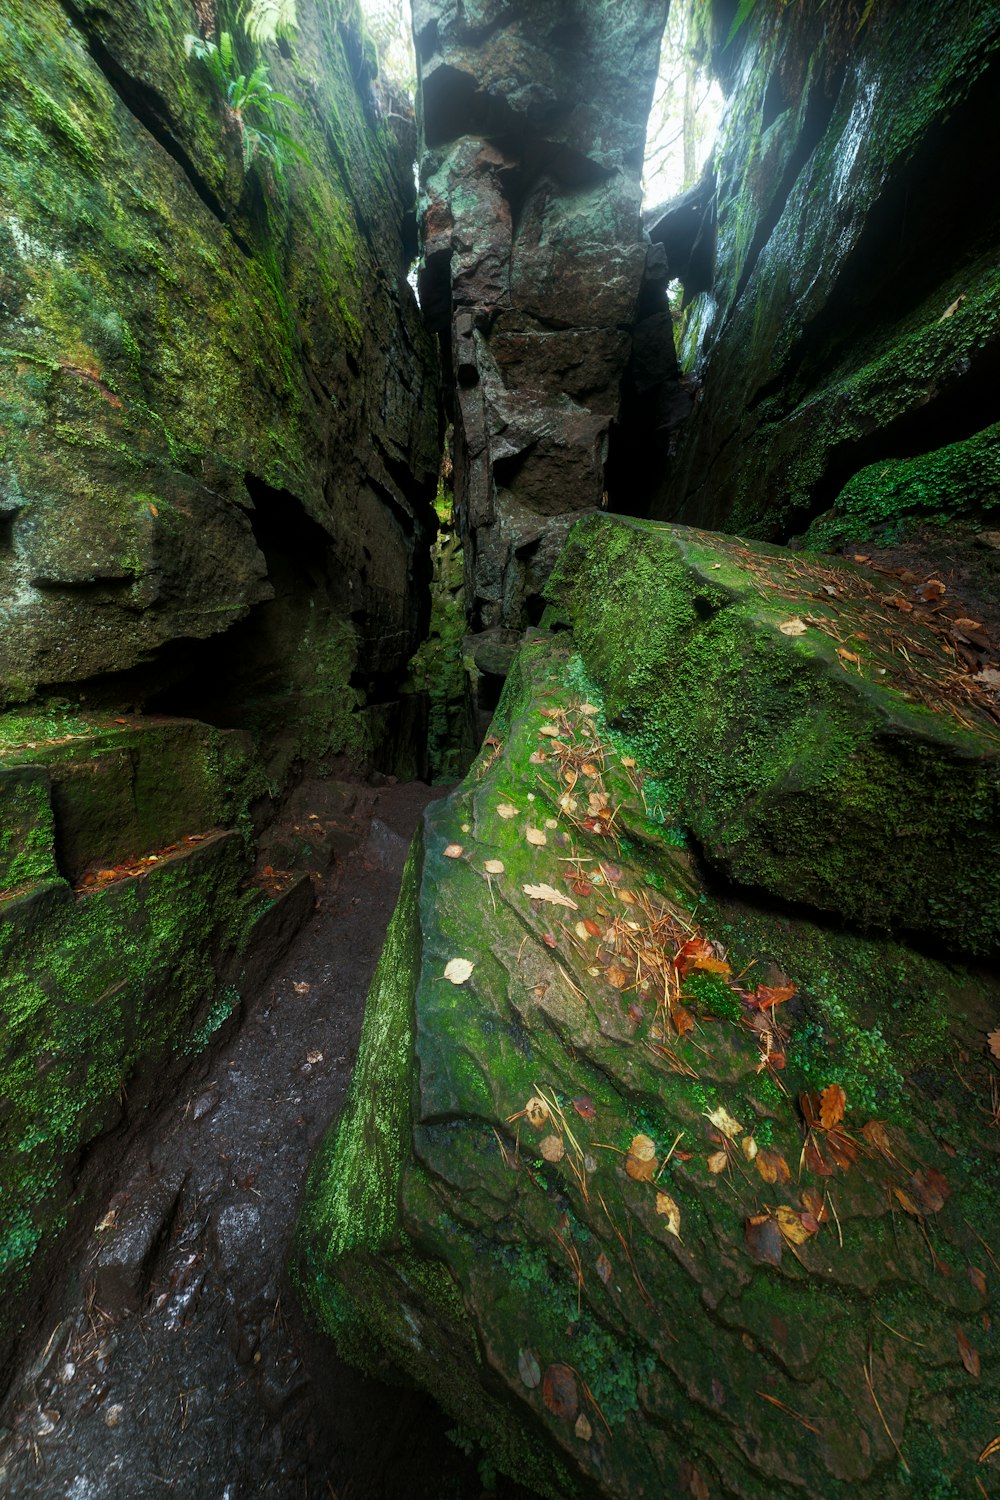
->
[414,0,668,680]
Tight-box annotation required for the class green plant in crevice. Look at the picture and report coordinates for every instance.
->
[184,31,310,176]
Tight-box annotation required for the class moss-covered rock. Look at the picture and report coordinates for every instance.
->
[0,0,439,759]
[666,0,1000,547]
[297,625,1000,1498]
[546,513,1000,955]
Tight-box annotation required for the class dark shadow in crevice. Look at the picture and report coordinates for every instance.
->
[684,826,999,968]
[785,338,1000,537]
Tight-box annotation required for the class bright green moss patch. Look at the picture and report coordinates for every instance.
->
[804,421,1000,549]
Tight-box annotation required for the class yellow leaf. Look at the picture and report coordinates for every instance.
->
[443,958,474,985]
[443,844,463,858]
[656,1190,682,1239]
[705,1105,743,1140]
[524,1095,549,1128]
[776,1204,814,1245]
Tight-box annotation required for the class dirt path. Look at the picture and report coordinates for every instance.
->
[0,779,515,1500]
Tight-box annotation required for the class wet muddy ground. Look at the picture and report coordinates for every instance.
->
[0,778,525,1500]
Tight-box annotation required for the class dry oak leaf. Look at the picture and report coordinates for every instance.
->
[705,1105,743,1140]
[443,843,463,858]
[837,647,861,665]
[750,981,796,1011]
[542,1363,578,1419]
[443,958,474,985]
[523,883,578,910]
[741,1135,758,1161]
[579,702,599,716]
[957,1326,981,1379]
[656,1189,682,1240]
[779,617,808,636]
[706,1150,729,1175]
[496,803,518,819]
[987,1028,1000,1060]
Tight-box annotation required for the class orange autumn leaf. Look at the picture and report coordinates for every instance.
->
[819,1084,846,1131]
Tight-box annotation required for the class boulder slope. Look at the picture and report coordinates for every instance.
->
[297,520,1000,1499]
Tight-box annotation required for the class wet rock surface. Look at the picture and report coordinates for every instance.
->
[0,780,520,1500]
[299,528,1000,1500]
[664,0,1000,548]
[414,0,671,650]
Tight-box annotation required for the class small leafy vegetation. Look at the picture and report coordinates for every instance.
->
[184,30,309,176]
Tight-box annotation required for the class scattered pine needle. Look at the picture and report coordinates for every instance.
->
[872,1313,926,1348]
[863,1360,909,1474]
[755,1390,821,1435]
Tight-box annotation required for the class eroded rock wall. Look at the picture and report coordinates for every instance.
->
[414,0,668,670]
[0,0,440,1371]
[0,0,439,765]
[662,0,1000,547]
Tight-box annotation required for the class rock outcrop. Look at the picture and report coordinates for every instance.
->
[298,515,1000,1499]
[413,0,669,664]
[661,0,1000,549]
[0,0,439,755]
[0,0,439,1369]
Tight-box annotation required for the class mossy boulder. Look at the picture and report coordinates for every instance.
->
[546,514,1000,956]
[297,630,1000,1499]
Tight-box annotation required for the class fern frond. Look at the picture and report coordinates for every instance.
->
[241,0,298,45]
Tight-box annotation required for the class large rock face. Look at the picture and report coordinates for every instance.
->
[298,516,1000,1499]
[0,0,440,1370]
[662,0,1000,547]
[0,0,439,743]
[414,0,668,660]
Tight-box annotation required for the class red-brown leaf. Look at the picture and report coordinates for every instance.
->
[542,1363,579,1418]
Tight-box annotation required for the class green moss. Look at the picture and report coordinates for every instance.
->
[546,515,1000,954]
[804,421,1000,549]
